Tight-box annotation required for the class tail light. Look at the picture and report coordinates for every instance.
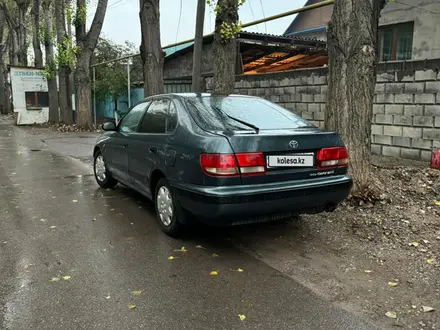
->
[316,147,349,169]
[200,153,266,177]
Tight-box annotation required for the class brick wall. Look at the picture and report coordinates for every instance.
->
[207,59,440,161]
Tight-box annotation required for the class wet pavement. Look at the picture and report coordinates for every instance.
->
[0,119,376,330]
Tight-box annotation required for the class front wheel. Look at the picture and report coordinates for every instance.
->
[94,151,118,189]
[155,178,185,237]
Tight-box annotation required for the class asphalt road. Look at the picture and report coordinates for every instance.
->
[0,120,376,330]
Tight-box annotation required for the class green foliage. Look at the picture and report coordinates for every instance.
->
[92,38,142,103]
[73,3,87,27]
[56,36,79,70]
[220,21,242,42]
[65,3,73,23]
[207,0,245,42]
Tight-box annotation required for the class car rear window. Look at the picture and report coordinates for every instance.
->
[186,96,311,131]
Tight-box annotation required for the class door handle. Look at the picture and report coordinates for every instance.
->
[149,147,158,154]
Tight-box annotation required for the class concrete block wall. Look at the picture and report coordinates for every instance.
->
[213,59,440,161]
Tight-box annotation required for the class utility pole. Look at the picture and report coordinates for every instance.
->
[192,0,205,93]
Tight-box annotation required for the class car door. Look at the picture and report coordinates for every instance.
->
[103,102,149,185]
[128,98,178,197]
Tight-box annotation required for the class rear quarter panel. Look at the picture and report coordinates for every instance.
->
[163,98,242,186]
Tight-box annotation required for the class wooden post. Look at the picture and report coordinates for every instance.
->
[192,0,206,93]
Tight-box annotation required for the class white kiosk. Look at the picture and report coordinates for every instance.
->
[10,66,50,125]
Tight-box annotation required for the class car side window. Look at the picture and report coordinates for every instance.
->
[119,102,149,133]
[138,99,169,134]
[167,101,178,133]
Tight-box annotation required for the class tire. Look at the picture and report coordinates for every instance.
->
[154,178,185,237]
[94,150,118,189]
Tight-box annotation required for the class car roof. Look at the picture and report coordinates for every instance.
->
[141,93,256,102]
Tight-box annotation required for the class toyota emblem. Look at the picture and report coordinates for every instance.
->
[289,140,299,148]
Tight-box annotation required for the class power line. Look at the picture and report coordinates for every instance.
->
[258,0,267,33]
[175,0,183,50]
[248,0,259,32]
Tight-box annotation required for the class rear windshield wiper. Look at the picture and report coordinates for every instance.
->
[210,105,260,133]
[224,114,260,134]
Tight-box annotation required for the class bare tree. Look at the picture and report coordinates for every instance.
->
[54,0,72,124]
[139,0,163,97]
[212,0,239,94]
[42,0,58,121]
[32,0,43,67]
[74,0,108,128]
[0,0,30,66]
[325,0,387,196]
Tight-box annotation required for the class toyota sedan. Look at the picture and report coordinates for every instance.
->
[93,93,352,237]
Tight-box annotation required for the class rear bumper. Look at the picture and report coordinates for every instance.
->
[170,175,352,224]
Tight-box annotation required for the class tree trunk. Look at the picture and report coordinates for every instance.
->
[139,0,164,97]
[65,0,74,115]
[213,0,238,94]
[15,1,29,66]
[42,0,59,122]
[0,9,7,114]
[9,31,18,66]
[74,0,108,128]
[32,0,43,67]
[325,0,386,196]
[54,0,73,124]
[75,54,92,127]
[192,0,205,93]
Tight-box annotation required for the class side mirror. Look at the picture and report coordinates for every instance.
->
[102,121,116,131]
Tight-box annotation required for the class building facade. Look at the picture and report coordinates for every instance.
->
[284,0,440,61]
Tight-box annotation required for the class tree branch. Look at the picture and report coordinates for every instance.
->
[85,0,108,52]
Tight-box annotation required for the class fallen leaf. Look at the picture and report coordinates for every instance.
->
[422,306,435,313]
[210,271,218,276]
[110,209,115,211]
[238,314,246,321]
[72,200,78,203]
[117,213,123,216]
[364,270,373,273]
[427,259,435,264]
[409,242,419,247]
[388,282,398,287]
[195,245,205,249]
[242,300,252,307]
[420,248,428,252]
[50,277,60,282]
[434,200,440,206]
[212,253,219,257]
[93,217,96,221]
[16,151,21,155]
[168,256,177,260]
[62,276,71,280]
[50,226,57,229]
[128,304,136,310]
[126,237,136,241]
[237,268,244,273]
[131,290,142,296]
[40,219,47,222]
[412,305,417,309]
[385,311,397,319]
[174,247,187,253]
[105,295,111,300]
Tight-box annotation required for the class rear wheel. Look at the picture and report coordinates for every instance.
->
[94,151,118,189]
[154,178,184,237]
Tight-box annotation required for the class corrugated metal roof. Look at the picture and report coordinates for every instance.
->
[163,41,194,57]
